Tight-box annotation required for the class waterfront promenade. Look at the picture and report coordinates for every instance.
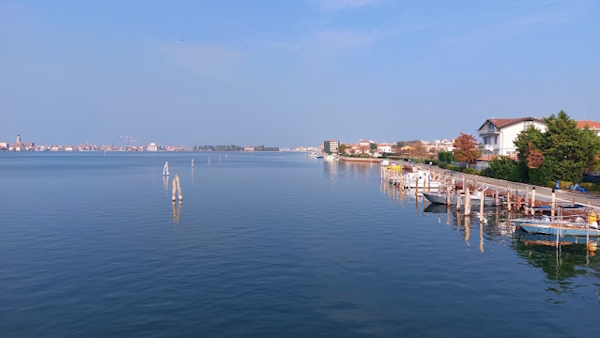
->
[413,162,600,209]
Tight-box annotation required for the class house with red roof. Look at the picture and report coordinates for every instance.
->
[576,120,600,137]
[477,117,546,157]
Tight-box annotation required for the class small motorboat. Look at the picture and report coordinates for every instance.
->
[423,191,501,207]
[514,214,600,237]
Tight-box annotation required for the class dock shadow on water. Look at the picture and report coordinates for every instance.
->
[385,180,600,303]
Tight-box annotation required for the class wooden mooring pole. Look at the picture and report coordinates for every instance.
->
[465,186,471,216]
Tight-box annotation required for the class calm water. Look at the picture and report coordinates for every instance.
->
[1,152,599,337]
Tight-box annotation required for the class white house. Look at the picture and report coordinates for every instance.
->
[577,120,600,137]
[377,143,392,154]
[478,117,547,157]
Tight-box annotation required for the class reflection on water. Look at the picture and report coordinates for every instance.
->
[172,201,182,224]
[382,181,600,297]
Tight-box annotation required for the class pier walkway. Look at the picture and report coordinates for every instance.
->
[409,162,600,209]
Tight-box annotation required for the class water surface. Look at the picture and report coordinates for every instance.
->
[1,152,599,337]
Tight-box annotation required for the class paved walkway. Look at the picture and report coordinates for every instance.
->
[405,162,600,209]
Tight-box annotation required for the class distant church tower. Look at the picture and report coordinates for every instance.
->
[16,135,21,143]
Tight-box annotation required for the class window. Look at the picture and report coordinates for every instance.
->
[488,124,494,131]
[494,136,497,144]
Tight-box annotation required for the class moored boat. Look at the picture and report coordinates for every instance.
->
[391,170,441,189]
[423,191,501,207]
[513,214,600,236]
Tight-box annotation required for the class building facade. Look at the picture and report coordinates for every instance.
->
[478,117,546,157]
[9,135,35,151]
[324,140,339,154]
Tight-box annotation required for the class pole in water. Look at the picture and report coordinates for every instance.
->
[163,161,170,176]
[172,174,182,201]
[551,188,556,218]
[531,187,536,215]
[177,176,182,201]
[465,186,471,216]
[208,157,211,163]
[172,175,177,201]
[191,159,194,168]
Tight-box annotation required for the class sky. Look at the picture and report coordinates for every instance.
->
[1,0,599,147]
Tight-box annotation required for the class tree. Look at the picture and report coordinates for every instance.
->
[525,143,544,169]
[412,142,427,158]
[487,156,520,182]
[338,144,350,154]
[452,133,481,168]
[515,111,600,183]
[438,150,453,163]
[369,142,377,153]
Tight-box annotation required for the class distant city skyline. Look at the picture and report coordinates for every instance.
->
[1,1,598,147]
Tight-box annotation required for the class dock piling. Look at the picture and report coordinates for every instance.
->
[465,186,471,216]
[531,187,536,215]
[551,188,556,217]
[479,185,484,222]
[163,161,169,176]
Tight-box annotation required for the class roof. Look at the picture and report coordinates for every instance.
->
[576,120,600,130]
[478,117,544,131]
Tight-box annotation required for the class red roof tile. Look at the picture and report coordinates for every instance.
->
[479,117,544,131]
[576,120,600,130]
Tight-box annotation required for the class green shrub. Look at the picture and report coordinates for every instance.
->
[487,156,520,182]
[529,158,555,186]
[463,168,480,175]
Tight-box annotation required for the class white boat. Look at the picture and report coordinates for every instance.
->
[391,170,441,189]
[423,191,501,207]
[381,160,390,166]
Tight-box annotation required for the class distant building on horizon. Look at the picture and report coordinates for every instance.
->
[324,140,339,154]
[147,143,158,151]
[9,134,35,151]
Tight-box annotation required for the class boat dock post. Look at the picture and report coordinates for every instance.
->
[531,187,536,215]
[480,185,485,222]
[415,177,419,196]
[551,189,556,217]
[191,159,194,168]
[524,186,529,213]
[163,161,169,176]
[465,186,471,216]
[171,174,182,202]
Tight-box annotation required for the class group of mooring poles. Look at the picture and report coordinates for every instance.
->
[163,161,183,202]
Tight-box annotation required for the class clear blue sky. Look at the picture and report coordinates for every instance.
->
[1,0,598,147]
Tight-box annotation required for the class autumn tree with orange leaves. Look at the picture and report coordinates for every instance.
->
[452,133,481,168]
